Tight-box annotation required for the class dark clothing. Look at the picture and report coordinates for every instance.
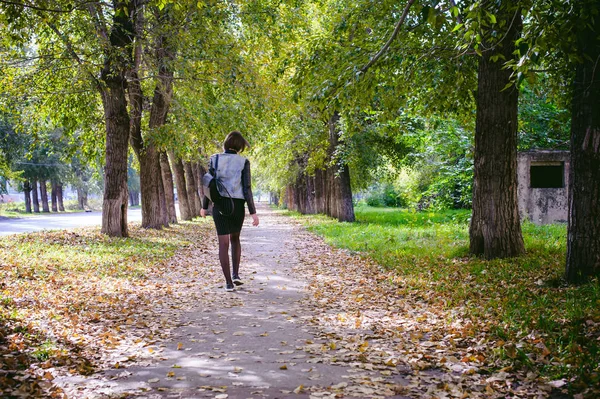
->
[212,198,246,235]
[202,150,256,215]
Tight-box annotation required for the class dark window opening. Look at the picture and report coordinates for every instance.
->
[530,162,564,188]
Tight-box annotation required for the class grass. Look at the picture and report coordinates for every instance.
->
[0,198,103,218]
[292,204,600,389]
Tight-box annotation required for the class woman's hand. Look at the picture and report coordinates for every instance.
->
[200,208,206,218]
[251,213,259,226]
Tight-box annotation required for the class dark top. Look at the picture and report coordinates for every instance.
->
[202,150,256,215]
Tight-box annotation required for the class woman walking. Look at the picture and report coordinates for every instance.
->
[200,131,259,292]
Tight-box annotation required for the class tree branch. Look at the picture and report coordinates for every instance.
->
[45,22,101,89]
[128,0,146,155]
[360,0,416,74]
[87,3,109,43]
[448,0,463,24]
[0,0,96,13]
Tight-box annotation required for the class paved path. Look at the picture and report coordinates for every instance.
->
[57,205,408,398]
[0,210,142,236]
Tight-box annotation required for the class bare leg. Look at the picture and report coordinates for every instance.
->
[218,234,232,285]
[231,231,241,278]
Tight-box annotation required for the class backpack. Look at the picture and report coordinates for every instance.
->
[201,154,234,215]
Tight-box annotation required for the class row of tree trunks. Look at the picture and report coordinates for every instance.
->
[77,187,88,210]
[284,112,355,223]
[22,180,66,213]
[50,181,65,212]
[129,191,140,206]
[285,164,355,222]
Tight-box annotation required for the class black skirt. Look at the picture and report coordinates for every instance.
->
[212,198,246,235]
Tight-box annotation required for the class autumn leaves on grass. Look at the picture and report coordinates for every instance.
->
[0,223,210,398]
[296,205,599,396]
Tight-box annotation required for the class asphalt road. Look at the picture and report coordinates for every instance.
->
[0,209,143,236]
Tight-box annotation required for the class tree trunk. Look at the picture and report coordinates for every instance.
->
[469,6,524,259]
[95,1,136,237]
[184,161,200,217]
[32,179,40,213]
[129,191,138,206]
[51,181,58,212]
[78,187,88,210]
[157,164,169,227]
[99,83,130,237]
[191,162,203,215]
[137,147,167,229]
[160,152,178,223]
[169,152,193,221]
[306,174,316,214]
[193,162,205,210]
[328,112,355,222]
[196,163,208,200]
[565,7,600,283]
[129,44,166,229]
[57,182,65,212]
[39,180,50,213]
[24,181,32,213]
[128,4,174,229]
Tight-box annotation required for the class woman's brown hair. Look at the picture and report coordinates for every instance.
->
[223,131,250,153]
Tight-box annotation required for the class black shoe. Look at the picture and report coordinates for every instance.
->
[232,275,244,286]
[225,283,235,292]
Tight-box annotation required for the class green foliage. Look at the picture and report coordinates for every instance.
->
[518,80,570,150]
[297,207,599,387]
[362,183,406,208]
[360,117,473,211]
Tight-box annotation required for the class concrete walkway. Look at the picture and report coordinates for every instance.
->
[55,205,407,398]
[0,209,142,236]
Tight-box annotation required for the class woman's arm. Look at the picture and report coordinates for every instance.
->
[201,157,214,211]
[242,159,256,215]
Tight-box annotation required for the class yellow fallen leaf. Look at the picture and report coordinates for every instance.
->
[359,341,369,352]
[280,364,288,370]
[166,371,175,378]
[177,342,183,350]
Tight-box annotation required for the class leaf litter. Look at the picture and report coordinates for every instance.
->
[1,211,597,398]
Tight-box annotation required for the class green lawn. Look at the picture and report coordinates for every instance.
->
[0,199,103,217]
[294,205,600,389]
